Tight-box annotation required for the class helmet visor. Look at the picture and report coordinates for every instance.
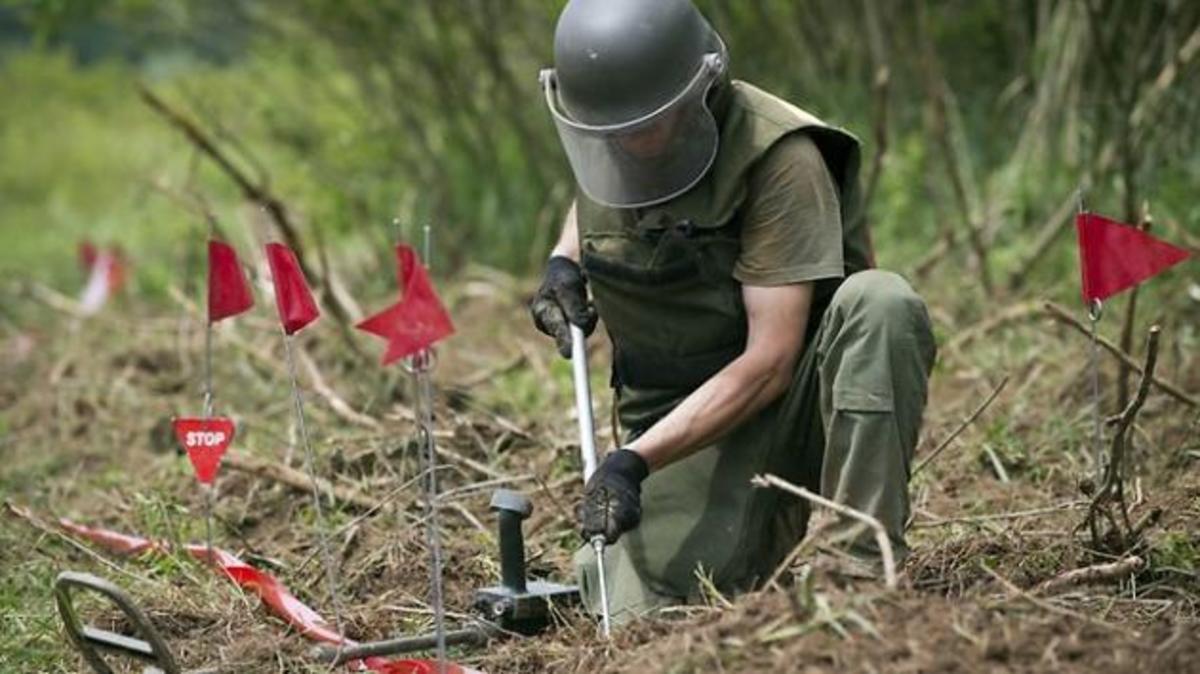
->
[541,53,723,209]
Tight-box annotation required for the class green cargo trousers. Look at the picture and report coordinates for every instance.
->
[575,270,937,623]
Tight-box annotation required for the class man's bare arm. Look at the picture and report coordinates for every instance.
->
[627,282,814,470]
[551,200,580,261]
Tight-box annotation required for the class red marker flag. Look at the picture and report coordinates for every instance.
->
[208,240,255,322]
[357,244,455,365]
[173,417,236,485]
[1077,212,1191,302]
[265,243,320,335]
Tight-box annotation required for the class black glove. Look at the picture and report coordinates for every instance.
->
[577,449,650,545]
[530,255,598,358]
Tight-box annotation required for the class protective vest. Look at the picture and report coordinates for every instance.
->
[579,80,871,431]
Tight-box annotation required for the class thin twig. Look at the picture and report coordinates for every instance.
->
[943,303,1042,356]
[138,84,364,358]
[295,346,381,430]
[426,441,512,482]
[752,474,897,589]
[912,500,1088,528]
[1043,302,1196,407]
[1085,326,1161,552]
[914,375,1010,476]
[916,0,992,294]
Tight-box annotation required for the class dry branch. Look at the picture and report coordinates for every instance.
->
[912,500,1088,528]
[1043,302,1197,407]
[435,445,511,482]
[223,452,377,511]
[1006,187,1096,292]
[1084,326,1161,552]
[943,301,1042,356]
[138,85,364,357]
[1035,556,1144,594]
[980,562,1126,634]
[916,0,993,294]
[138,86,306,266]
[752,473,897,589]
[295,346,381,430]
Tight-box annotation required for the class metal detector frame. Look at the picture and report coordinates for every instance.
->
[54,571,185,674]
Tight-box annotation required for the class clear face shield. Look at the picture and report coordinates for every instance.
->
[541,52,726,209]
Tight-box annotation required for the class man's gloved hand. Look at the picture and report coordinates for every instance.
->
[530,255,598,358]
[577,449,650,545]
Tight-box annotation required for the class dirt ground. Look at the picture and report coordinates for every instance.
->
[2,269,1198,672]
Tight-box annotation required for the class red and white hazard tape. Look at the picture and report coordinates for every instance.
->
[7,504,481,674]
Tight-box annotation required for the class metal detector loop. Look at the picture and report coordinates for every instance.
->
[55,571,181,674]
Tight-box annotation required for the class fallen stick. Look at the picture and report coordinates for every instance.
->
[943,302,1043,355]
[166,285,285,377]
[1035,556,1144,594]
[434,445,511,482]
[439,474,536,501]
[296,346,381,431]
[1007,187,1093,292]
[752,473,897,589]
[980,562,1127,634]
[913,375,1010,476]
[1043,302,1197,408]
[912,500,1088,528]
[223,452,377,511]
[453,353,526,389]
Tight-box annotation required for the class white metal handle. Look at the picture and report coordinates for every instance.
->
[570,324,598,482]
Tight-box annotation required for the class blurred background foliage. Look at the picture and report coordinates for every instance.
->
[0,0,1197,312]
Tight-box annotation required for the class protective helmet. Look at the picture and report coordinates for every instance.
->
[540,0,728,209]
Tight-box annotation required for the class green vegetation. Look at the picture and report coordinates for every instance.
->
[1,2,1198,671]
[2,1,1197,304]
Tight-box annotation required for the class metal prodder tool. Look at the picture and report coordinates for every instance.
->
[570,323,613,637]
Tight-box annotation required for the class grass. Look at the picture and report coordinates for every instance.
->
[3,259,1198,671]
[0,521,71,671]
[2,35,1199,674]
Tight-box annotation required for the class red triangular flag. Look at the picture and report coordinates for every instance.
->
[208,240,255,322]
[173,417,236,485]
[265,243,320,335]
[1077,212,1191,302]
[356,244,455,365]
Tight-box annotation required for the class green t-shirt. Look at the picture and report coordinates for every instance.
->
[733,133,845,288]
